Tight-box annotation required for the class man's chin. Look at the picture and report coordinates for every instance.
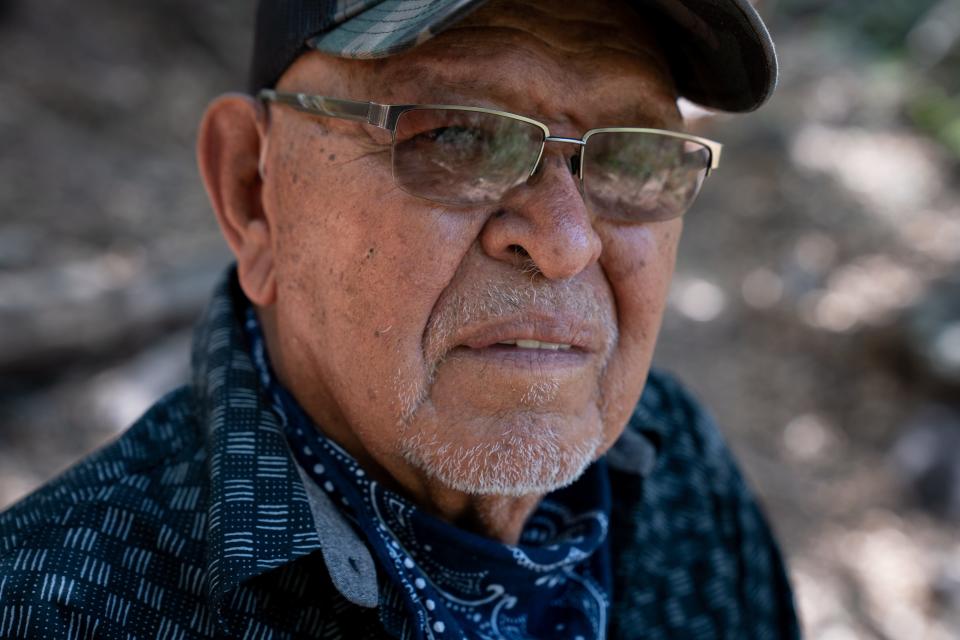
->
[398,415,604,497]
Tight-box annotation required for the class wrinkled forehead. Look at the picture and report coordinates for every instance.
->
[453,0,669,69]
[281,0,679,125]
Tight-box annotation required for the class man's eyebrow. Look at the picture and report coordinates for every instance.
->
[378,63,494,103]
[380,62,438,89]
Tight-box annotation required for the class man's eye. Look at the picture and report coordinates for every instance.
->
[411,126,490,148]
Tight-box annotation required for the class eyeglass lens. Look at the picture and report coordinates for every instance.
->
[582,131,711,222]
[393,108,543,206]
[392,108,711,220]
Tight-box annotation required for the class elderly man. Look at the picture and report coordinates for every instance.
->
[0,0,798,638]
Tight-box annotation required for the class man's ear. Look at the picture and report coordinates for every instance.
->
[197,93,276,307]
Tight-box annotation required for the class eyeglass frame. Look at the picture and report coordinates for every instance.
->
[257,88,723,207]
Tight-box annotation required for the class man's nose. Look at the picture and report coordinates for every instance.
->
[478,151,602,280]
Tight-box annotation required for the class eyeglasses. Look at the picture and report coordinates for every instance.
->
[258,89,722,223]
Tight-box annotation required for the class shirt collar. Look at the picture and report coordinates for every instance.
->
[191,268,327,606]
[605,377,669,478]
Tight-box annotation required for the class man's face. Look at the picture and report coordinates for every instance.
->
[259,0,684,496]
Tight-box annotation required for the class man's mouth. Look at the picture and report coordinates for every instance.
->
[492,339,573,351]
[450,314,600,355]
[436,316,609,377]
[448,340,586,372]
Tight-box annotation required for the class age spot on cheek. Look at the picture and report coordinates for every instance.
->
[604,247,649,282]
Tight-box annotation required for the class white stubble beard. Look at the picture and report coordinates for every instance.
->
[394,279,617,497]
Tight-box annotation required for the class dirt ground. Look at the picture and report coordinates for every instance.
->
[1,1,958,637]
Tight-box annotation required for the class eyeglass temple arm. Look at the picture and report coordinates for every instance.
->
[258,89,392,129]
[673,133,721,172]
[705,142,722,172]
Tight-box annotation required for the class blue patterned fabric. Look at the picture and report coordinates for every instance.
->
[0,267,801,638]
[245,307,612,640]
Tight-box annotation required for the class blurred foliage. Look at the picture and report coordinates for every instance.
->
[776,0,942,53]
[909,87,960,158]
[776,0,960,159]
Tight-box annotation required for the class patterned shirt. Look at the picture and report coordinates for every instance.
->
[0,269,801,639]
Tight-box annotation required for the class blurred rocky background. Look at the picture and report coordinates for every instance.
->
[1,0,959,637]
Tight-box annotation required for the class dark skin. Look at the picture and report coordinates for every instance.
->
[198,0,684,544]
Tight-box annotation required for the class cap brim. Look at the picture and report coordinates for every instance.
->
[307,0,777,113]
[644,0,778,112]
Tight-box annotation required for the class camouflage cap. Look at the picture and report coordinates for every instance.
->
[250,0,778,112]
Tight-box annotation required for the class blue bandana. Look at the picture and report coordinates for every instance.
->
[244,308,612,640]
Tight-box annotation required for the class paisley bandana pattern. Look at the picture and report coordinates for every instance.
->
[244,308,613,640]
